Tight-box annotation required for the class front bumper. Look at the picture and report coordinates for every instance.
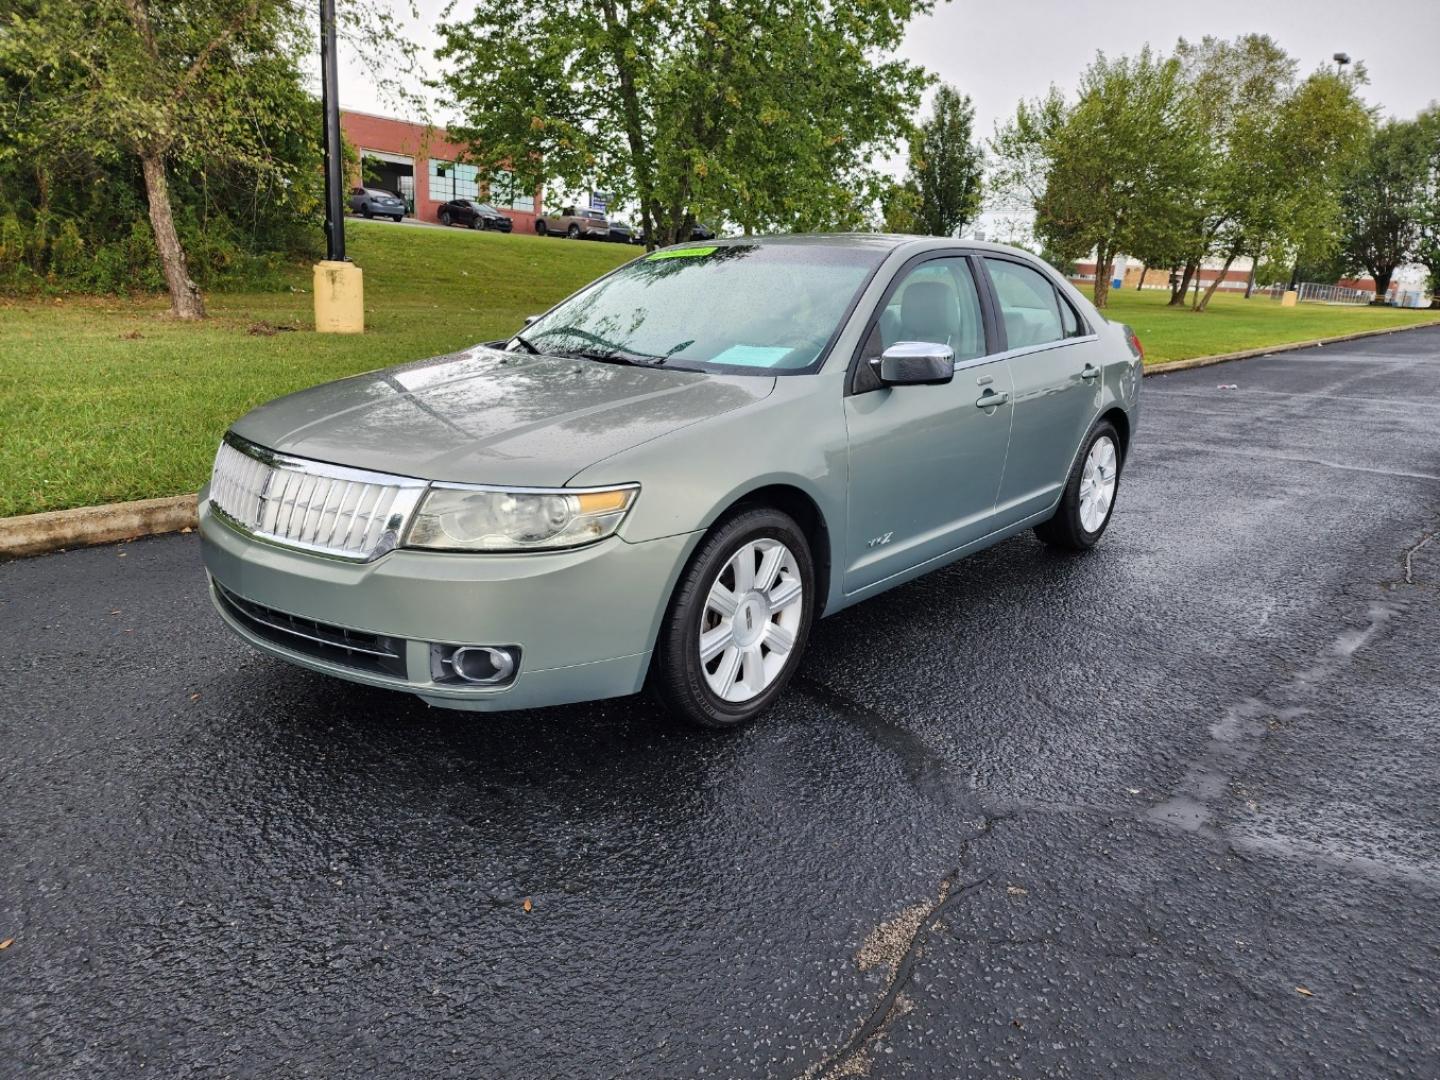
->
[199,498,698,712]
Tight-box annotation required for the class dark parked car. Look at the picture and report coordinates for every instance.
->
[606,220,638,244]
[438,200,513,232]
[348,186,406,221]
[635,222,717,245]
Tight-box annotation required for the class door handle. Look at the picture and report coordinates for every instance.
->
[1081,364,1101,381]
[975,391,1009,409]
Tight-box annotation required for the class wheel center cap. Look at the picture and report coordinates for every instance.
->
[733,594,769,647]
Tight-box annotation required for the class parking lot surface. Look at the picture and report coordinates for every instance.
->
[4,328,1439,1077]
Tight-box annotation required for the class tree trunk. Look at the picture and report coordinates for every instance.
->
[1091,243,1113,309]
[1244,258,1257,299]
[139,151,205,319]
[1170,261,1196,306]
[1136,263,1146,291]
[1195,250,1239,312]
[1373,267,1394,302]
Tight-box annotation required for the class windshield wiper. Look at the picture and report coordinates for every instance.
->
[555,346,665,367]
[509,332,540,354]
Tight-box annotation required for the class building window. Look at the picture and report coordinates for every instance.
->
[428,159,478,201]
[487,170,535,213]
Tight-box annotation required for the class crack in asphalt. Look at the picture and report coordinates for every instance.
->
[801,864,996,1079]
[1404,531,1434,585]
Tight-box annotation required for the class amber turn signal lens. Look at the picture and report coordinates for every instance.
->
[576,489,633,514]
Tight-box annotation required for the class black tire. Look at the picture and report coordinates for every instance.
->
[392,215,403,222]
[469,217,481,229]
[650,507,815,729]
[1035,420,1122,551]
[535,220,548,235]
[567,223,581,239]
[439,211,451,227]
[361,205,373,219]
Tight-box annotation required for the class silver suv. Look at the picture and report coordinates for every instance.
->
[535,205,608,240]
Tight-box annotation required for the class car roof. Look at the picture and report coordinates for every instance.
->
[692,233,1044,260]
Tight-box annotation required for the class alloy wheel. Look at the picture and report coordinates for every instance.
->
[1078,435,1118,533]
[698,538,804,703]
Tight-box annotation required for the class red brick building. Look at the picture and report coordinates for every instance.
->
[340,110,542,231]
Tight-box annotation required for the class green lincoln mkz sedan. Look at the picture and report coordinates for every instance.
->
[201,235,1143,726]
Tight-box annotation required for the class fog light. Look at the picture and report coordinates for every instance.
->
[432,644,519,685]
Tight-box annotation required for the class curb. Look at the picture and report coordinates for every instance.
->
[0,494,197,560]
[3,319,1438,560]
[1141,319,1440,376]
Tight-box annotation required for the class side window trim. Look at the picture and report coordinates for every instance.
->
[845,248,996,396]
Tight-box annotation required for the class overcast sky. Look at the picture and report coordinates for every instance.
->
[336,0,1439,178]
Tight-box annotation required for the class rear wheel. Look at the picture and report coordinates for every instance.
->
[392,214,403,222]
[1035,421,1121,551]
[651,508,814,728]
[535,220,548,235]
[439,210,452,227]
[567,223,581,239]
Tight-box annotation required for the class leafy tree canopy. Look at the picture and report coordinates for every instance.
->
[433,0,934,246]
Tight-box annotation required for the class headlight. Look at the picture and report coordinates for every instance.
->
[404,484,638,552]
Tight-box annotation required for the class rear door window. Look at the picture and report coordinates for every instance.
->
[983,258,1065,349]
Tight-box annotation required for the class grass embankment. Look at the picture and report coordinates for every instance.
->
[1,223,1437,517]
[1096,286,1440,364]
[0,222,634,517]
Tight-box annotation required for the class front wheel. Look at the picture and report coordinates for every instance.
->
[567,224,581,239]
[439,211,451,227]
[651,508,814,728]
[1035,421,1122,551]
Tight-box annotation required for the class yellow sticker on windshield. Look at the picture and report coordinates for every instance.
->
[647,246,718,261]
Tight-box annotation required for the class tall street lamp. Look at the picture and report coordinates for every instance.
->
[314,0,365,333]
[1284,50,1351,302]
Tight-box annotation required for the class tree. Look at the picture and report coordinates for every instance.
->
[903,84,983,237]
[1,0,414,316]
[1169,38,1371,311]
[1417,107,1440,296]
[434,0,932,248]
[993,48,1203,309]
[1338,118,1428,300]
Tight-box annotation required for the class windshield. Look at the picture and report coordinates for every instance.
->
[516,243,884,374]
[474,203,499,214]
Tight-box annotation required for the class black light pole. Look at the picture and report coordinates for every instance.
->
[320,0,345,262]
[1287,51,1351,295]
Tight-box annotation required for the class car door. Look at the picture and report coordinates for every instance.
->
[979,256,1100,526]
[842,253,1014,594]
[348,187,364,213]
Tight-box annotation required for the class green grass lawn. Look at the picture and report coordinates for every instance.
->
[1096,286,1440,365]
[2,222,1437,517]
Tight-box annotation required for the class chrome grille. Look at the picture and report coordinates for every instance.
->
[208,435,427,561]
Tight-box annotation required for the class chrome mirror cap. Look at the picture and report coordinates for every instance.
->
[879,342,955,386]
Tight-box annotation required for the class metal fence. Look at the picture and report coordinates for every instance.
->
[1265,281,1374,305]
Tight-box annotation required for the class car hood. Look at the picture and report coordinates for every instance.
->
[230,345,775,487]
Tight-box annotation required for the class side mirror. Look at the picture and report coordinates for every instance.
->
[878,342,955,386]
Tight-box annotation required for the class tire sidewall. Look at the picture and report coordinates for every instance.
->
[1067,422,1121,546]
[655,509,815,727]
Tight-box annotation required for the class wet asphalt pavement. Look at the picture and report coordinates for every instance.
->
[4,327,1440,1078]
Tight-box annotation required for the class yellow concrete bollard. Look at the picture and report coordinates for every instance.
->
[1280,289,1298,308]
[313,260,364,333]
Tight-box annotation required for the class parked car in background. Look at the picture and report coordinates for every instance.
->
[348,187,407,221]
[535,206,609,239]
[438,200,513,232]
[606,220,637,244]
[635,222,717,246]
[200,235,1142,728]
